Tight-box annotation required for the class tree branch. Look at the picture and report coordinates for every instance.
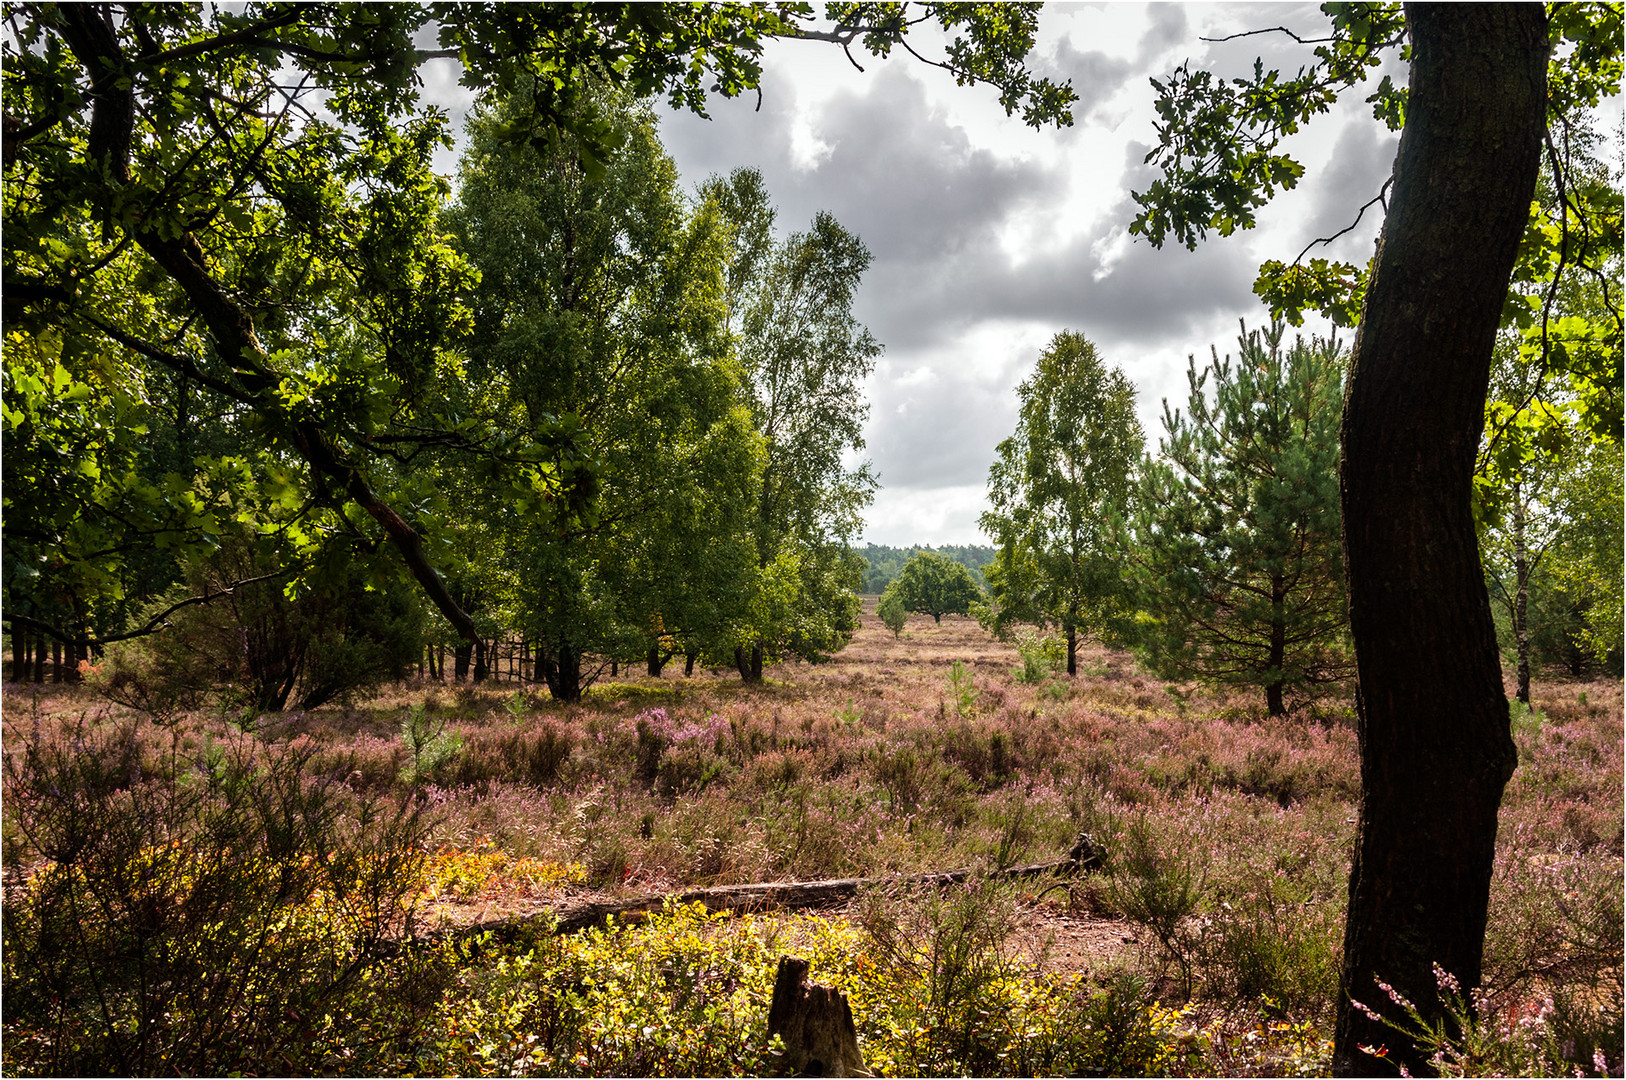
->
[6,571,290,648]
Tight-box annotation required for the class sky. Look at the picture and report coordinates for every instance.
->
[422,3,1405,547]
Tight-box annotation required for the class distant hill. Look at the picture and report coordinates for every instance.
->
[854,543,996,594]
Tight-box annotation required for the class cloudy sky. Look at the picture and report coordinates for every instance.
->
[425,3,1403,546]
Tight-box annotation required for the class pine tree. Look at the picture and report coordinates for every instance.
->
[1131,322,1351,716]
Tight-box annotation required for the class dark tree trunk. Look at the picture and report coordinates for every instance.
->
[540,637,583,703]
[685,650,697,677]
[610,659,618,678]
[51,639,62,683]
[736,643,764,683]
[10,630,24,683]
[1066,624,1077,677]
[473,638,488,682]
[32,633,45,683]
[454,642,472,681]
[1267,573,1287,717]
[647,646,664,677]
[1333,6,1546,1076]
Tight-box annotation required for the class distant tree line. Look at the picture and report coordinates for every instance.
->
[855,544,995,594]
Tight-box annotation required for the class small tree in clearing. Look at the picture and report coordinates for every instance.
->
[892,552,982,625]
[877,588,909,638]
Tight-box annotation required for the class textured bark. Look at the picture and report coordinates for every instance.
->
[1066,624,1078,677]
[767,957,868,1077]
[1333,6,1547,1075]
[539,637,583,702]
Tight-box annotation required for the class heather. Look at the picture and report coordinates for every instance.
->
[3,607,1620,1076]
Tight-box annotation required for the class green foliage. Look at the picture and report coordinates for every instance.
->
[981,331,1143,660]
[399,704,466,786]
[1133,4,1623,442]
[858,542,995,593]
[2,1,1068,662]
[877,588,909,638]
[703,168,878,673]
[446,86,757,700]
[428,898,1200,1078]
[1011,626,1064,684]
[947,659,980,719]
[1130,322,1352,716]
[891,550,984,624]
[96,536,426,715]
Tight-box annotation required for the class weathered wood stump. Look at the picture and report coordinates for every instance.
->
[766,956,869,1077]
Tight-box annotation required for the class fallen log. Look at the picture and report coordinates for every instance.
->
[456,831,1102,942]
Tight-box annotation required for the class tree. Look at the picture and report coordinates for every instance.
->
[445,88,757,702]
[3,2,1073,662]
[706,168,879,681]
[1131,323,1352,716]
[981,331,1142,675]
[889,551,982,625]
[1131,5,1597,1072]
[877,588,909,638]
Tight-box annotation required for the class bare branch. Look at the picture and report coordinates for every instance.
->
[1292,177,1393,265]
[7,571,292,648]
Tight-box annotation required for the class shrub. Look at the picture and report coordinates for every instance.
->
[878,588,909,638]
[398,703,465,785]
[95,537,424,714]
[1,715,435,1076]
[1103,812,1206,994]
[1012,626,1064,684]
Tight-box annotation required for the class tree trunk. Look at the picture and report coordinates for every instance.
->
[647,646,664,677]
[1333,6,1546,1076]
[540,637,583,703]
[1512,483,1531,705]
[685,650,697,677]
[454,641,472,681]
[736,643,764,683]
[51,639,62,683]
[10,630,24,683]
[1066,624,1077,677]
[1267,573,1287,717]
[767,957,869,1077]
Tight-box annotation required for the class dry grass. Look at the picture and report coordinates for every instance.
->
[4,596,1620,1072]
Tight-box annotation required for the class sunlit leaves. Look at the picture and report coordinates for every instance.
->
[1130,3,1404,251]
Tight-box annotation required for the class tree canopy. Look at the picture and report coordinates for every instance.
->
[1131,323,1351,716]
[981,331,1142,675]
[2,2,1073,657]
[886,551,982,625]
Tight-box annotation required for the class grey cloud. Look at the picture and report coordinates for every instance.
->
[866,366,1020,488]
[799,68,1061,262]
[1136,4,1190,62]
[1298,119,1399,263]
[1050,35,1134,120]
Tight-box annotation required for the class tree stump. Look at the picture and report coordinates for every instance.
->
[767,957,869,1077]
